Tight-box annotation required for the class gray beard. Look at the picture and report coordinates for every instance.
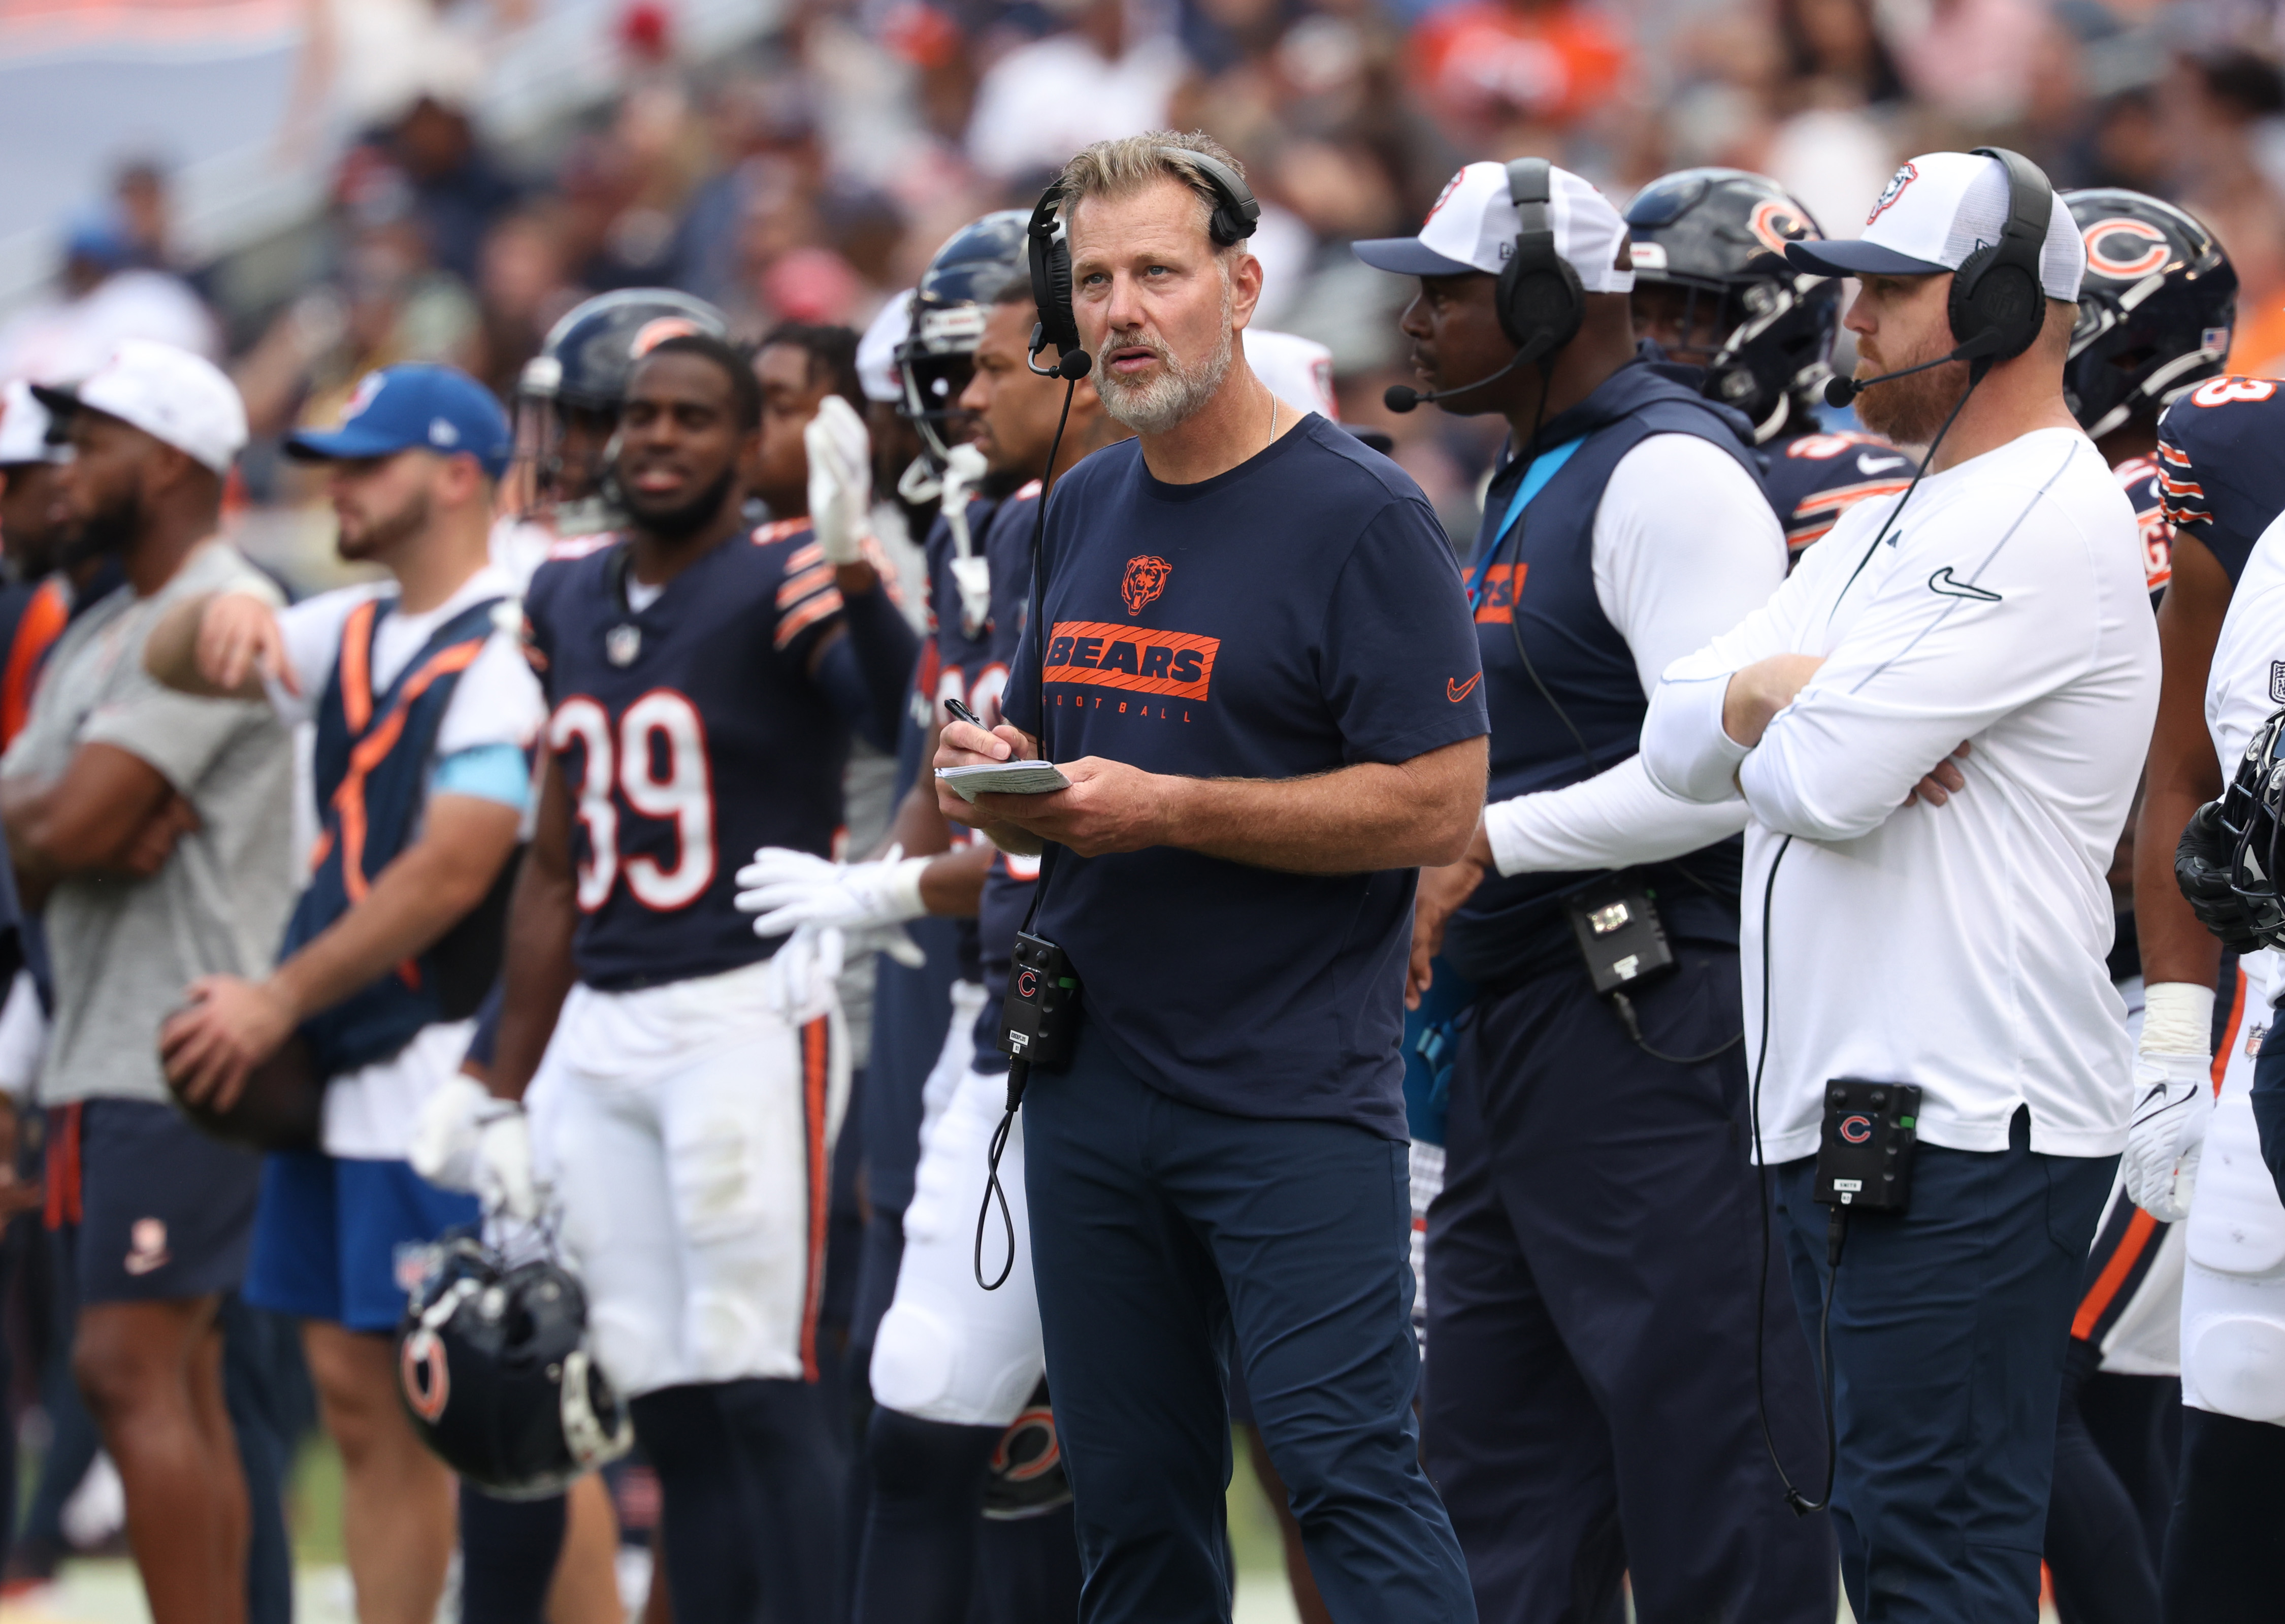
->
[1095,304,1236,435]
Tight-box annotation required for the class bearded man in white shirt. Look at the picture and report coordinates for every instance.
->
[1640,149,2161,1623]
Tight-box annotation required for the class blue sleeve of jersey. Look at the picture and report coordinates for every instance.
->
[430,744,534,810]
[812,583,920,753]
[1321,498,1491,764]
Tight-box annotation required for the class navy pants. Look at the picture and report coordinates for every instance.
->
[1772,1110,2114,1623]
[1024,1018,1474,1624]
[1423,941,1835,1624]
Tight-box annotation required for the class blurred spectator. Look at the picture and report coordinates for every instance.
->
[0,213,220,385]
[233,214,478,445]
[378,95,524,286]
[1406,0,1630,157]
[1884,0,2052,129]
[965,0,1187,180]
[469,208,585,401]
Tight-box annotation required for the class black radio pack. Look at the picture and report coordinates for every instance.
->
[1812,1079,1922,1212]
[996,931,1082,1071]
[1563,881,1677,996]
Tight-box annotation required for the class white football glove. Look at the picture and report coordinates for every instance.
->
[410,1073,540,1222]
[733,845,929,967]
[767,923,848,1024]
[804,394,875,566]
[2124,1050,2213,1222]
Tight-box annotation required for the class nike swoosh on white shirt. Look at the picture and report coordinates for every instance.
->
[1928,567,2002,602]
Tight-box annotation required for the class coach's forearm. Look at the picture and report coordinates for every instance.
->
[1162,735,1487,874]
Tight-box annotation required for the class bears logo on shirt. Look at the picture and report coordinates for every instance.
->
[1045,621,1218,702]
[1121,556,1172,615]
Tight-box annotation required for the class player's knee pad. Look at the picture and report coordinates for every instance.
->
[588,1303,675,1401]
[684,1287,777,1380]
[871,1300,959,1415]
[2182,1097,2285,1423]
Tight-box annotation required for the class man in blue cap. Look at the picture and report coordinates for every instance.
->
[145,363,547,1624]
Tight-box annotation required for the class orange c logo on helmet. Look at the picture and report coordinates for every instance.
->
[2081,217,2170,281]
[401,1329,450,1422]
[1748,200,1815,255]
[631,316,702,359]
[1121,556,1172,616]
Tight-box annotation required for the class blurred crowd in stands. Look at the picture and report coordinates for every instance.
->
[4,0,2285,551]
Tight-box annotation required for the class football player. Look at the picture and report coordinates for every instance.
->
[2041,186,2238,1624]
[2129,505,2285,1619]
[146,364,540,1624]
[496,289,731,582]
[744,266,1129,1623]
[1623,168,1910,562]
[420,332,917,1620]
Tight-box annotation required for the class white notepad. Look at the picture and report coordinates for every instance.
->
[934,762,1072,801]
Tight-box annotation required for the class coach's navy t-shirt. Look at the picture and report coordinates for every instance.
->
[1002,413,1488,1138]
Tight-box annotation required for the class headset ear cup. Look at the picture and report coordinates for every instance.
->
[1495,253,1586,355]
[1949,244,2043,362]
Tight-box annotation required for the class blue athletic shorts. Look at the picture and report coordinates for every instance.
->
[243,1150,479,1332]
[46,1098,263,1306]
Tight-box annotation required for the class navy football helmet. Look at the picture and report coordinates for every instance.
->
[397,1233,633,1498]
[897,211,1028,467]
[1624,168,1841,444]
[517,288,729,511]
[2063,189,2236,442]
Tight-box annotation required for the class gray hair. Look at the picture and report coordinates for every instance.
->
[1054,131,1249,259]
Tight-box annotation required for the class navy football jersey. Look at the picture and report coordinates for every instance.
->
[2112,454,2172,603]
[524,518,850,990]
[968,482,1044,1075]
[925,489,1001,987]
[1760,428,1913,565]
[2157,376,2285,586]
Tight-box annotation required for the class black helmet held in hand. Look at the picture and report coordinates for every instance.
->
[397,1233,633,1498]
[2062,188,2236,443]
[2178,707,2285,955]
[898,210,1030,468]
[1624,168,1841,444]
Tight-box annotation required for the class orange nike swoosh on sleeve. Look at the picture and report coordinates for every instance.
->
[1448,674,1482,702]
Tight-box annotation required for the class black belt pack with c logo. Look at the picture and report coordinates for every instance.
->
[1813,1079,1923,1213]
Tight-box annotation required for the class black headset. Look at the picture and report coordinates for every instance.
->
[1495,156,1585,360]
[1947,146,2052,364]
[1025,146,1262,379]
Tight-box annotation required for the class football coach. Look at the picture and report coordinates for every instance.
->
[935,132,1485,1622]
[1641,150,2161,1621]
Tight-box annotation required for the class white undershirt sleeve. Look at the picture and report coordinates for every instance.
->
[1482,435,1784,876]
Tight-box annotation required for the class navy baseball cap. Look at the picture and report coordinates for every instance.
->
[285,364,512,478]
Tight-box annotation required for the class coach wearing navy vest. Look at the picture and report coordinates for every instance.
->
[1359,159,1837,1622]
[935,132,1483,1622]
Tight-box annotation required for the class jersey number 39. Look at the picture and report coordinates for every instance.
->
[549,691,714,912]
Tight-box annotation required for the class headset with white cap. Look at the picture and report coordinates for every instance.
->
[1353,157,1636,413]
[1784,147,2076,406]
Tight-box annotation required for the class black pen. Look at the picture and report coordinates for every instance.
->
[944,696,986,729]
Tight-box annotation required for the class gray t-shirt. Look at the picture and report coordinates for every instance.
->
[0,541,296,1107]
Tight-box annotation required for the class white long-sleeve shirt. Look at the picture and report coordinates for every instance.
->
[1641,426,2159,1161]
[1481,433,1776,875]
